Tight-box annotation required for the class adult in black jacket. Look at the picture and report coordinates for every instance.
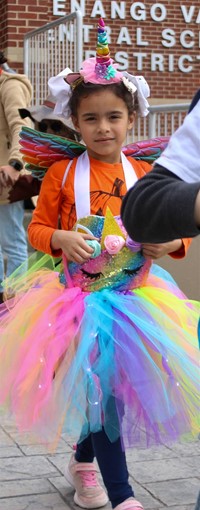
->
[121,90,200,243]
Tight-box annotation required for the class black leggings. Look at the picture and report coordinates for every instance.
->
[75,429,134,508]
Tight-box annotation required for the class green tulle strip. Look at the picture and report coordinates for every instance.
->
[3,252,62,298]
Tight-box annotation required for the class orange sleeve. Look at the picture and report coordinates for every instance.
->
[130,159,152,179]
[28,160,69,256]
[169,238,192,259]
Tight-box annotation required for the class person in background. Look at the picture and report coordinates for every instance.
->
[19,94,82,142]
[19,92,82,209]
[121,90,200,243]
[0,50,32,303]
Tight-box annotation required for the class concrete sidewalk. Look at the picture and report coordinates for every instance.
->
[0,413,199,510]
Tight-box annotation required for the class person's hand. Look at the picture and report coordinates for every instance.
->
[0,165,20,188]
[194,190,200,227]
[142,239,183,259]
[51,230,99,263]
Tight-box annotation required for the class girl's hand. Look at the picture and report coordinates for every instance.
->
[142,239,183,260]
[51,230,99,263]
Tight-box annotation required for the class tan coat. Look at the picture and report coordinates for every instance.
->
[0,71,32,172]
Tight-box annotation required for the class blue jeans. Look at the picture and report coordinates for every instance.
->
[0,202,28,292]
[194,491,200,510]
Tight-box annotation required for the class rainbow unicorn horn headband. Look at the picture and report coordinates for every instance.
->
[48,18,150,118]
[67,18,122,86]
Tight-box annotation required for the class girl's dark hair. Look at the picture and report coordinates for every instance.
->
[69,80,139,118]
[0,51,7,65]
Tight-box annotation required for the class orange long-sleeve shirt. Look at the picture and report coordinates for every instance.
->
[28,155,191,258]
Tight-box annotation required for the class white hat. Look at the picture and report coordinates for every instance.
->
[19,67,78,132]
[19,93,76,132]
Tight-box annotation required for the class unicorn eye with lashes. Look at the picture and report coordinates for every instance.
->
[123,265,144,276]
[81,268,104,280]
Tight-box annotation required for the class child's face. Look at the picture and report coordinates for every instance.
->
[72,88,135,164]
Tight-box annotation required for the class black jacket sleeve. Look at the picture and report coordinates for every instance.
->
[121,165,200,243]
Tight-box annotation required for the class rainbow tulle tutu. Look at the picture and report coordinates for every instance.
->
[0,215,199,449]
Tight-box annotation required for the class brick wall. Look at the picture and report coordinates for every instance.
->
[0,1,8,50]
[0,0,199,99]
[0,0,52,72]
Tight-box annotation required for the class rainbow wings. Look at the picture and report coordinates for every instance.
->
[20,126,169,179]
[19,127,86,180]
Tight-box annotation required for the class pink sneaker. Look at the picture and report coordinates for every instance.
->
[114,498,144,510]
[65,454,109,508]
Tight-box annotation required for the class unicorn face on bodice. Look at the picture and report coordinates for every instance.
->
[62,209,151,292]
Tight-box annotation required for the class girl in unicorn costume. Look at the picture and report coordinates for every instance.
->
[0,19,199,510]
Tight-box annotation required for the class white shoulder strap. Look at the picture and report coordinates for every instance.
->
[61,153,90,220]
[74,152,90,219]
[62,151,138,220]
[121,152,138,189]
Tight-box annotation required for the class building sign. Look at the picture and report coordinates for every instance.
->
[53,1,200,73]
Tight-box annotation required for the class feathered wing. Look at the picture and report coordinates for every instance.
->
[19,127,86,179]
[0,128,169,205]
[123,136,169,162]
[20,127,169,179]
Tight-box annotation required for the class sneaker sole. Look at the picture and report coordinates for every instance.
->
[74,491,108,509]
